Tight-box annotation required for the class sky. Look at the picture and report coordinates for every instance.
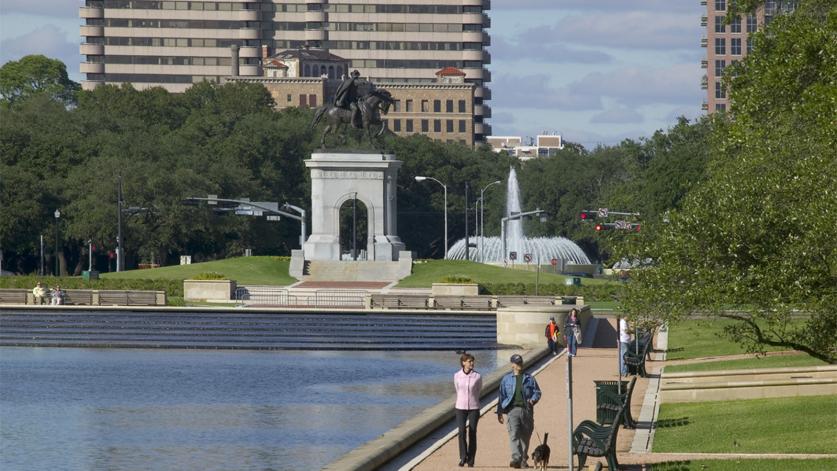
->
[0,0,705,149]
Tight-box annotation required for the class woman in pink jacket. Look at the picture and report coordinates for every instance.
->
[454,352,482,467]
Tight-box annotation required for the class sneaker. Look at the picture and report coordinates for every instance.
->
[510,460,520,468]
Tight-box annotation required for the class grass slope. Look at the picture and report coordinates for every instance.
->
[653,394,837,454]
[665,353,828,373]
[666,319,791,361]
[102,256,295,285]
[397,259,612,288]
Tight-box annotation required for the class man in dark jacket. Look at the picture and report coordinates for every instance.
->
[334,69,362,128]
[497,354,542,468]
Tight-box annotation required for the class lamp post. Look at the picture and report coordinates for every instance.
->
[116,175,123,272]
[415,176,448,259]
[479,180,502,262]
[54,209,61,276]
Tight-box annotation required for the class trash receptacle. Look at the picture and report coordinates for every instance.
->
[82,270,100,281]
[594,380,629,424]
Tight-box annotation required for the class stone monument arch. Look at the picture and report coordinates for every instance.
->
[290,152,410,279]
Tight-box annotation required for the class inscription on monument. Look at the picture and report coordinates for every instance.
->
[320,170,382,180]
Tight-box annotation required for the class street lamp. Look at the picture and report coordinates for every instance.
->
[54,209,61,276]
[479,180,502,262]
[415,176,448,259]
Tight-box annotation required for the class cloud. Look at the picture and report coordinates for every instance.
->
[491,33,613,64]
[490,73,603,111]
[0,0,80,18]
[568,63,704,107]
[0,24,78,73]
[663,106,703,123]
[590,107,645,124]
[490,111,517,125]
[493,0,698,14]
[522,12,701,51]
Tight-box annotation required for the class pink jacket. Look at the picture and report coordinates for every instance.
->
[454,369,482,411]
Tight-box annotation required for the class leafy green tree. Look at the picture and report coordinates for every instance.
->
[622,6,837,362]
[0,55,79,106]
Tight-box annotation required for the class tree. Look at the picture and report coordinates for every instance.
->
[622,6,837,362]
[0,55,79,106]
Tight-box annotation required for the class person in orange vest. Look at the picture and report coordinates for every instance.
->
[544,317,559,356]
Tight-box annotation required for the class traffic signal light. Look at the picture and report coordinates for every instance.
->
[595,223,605,231]
[580,210,596,220]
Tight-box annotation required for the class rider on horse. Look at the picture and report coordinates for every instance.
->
[334,70,363,128]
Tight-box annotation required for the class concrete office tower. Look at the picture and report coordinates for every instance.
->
[79,0,491,139]
[702,0,796,113]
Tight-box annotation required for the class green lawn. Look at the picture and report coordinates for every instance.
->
[665,353,828,373]
[650,459,837,470]
[666,319,791,361]
[101,256,295,285]
[653,395,837,454]
[397,259,613,288]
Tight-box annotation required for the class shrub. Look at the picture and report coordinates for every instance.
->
[440,275,475,283]
[0,276,184,297]
[190,272,227,280]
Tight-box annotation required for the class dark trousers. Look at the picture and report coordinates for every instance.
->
[547,338,558,355]
[456,408,479,464]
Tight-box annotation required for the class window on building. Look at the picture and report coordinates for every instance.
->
[421,100,429,112]
[433,119,441,132]
[730,16,741,33]
[747,37,753,53]
[421,119,428,132]
[458,100,466,113]
[433,100,441,112]
[715,59,726,77]
[746,14,757,32]
[393,119,401,132]
[715,81,726,99]
[287,94,292,102]
[446,100,453,113]
[406,119,414,132]
[446,120,454,132]
[715,16,726,33]
[459,120,466,132]
[715,38,726,55]
[731,37,741,55]
[406,99,413,112]
[715,103,727,112]
[715,0,726,11]
[393,100,401,112]
[300,94,308,107]
[309,94,317,107]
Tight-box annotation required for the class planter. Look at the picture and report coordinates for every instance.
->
[183,279,236,302]
[431,282,479,296]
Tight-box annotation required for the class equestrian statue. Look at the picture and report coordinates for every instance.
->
[311,70,394,149]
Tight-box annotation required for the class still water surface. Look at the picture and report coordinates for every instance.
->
[0,347,511,471]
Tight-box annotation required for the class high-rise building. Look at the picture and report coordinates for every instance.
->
[701,0,797,113]
[79,0,491,139]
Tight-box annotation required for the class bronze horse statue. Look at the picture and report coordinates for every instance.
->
[311,88,394,148]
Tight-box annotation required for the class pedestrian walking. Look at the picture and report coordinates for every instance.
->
[497,354,541,469]
[544,317,559,355]
[454,352,482,467]
[32,282,47,305]
[619,317,631,375]
[564,308,581,357]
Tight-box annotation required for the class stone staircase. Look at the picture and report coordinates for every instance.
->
[300,259,411,282]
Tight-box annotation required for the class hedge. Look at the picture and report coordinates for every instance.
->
[0,276,184,297]
[480,282,623,300]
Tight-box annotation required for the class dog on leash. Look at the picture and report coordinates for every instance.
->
[531,432,550,470]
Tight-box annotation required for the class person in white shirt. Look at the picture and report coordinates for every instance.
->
[619,318,631,375]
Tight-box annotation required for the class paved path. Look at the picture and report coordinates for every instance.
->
[409,317,642,470]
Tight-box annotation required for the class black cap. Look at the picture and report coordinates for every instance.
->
[510,354,523,365]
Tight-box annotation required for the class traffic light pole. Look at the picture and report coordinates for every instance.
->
[185,197,307,249]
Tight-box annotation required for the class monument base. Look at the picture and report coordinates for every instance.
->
[290,250,413,282]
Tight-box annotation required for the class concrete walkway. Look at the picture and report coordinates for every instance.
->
[407,317,642,470]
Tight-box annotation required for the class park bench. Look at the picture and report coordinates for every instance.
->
[433,295,493,310]
[573,403,625,471]
[63,289,93,305]
[0,289,28,304]
[596,376,638,429]
[370,295,429,309]
[624,331,654,377]
[495,295,555,307]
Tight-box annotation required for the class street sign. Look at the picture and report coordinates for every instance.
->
[551,258,558,267]
[597,207,609,218]
[524,253,533,263]
[509,251,517,261]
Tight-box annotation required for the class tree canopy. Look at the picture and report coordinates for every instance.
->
[0,55,79,106]
[621,6,837,362]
